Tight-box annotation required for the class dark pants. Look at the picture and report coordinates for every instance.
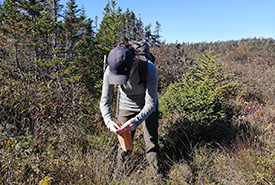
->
[116,110,160,175]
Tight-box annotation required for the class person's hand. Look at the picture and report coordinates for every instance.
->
[118,120,136,133]
[109,121,121,134]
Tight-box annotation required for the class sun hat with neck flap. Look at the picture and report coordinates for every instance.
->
[108,46,134,85]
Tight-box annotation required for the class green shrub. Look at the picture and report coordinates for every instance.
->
[160,52,238,126]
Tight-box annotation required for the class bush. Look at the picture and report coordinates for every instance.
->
[0,71,105,183]
[160,52,238,126]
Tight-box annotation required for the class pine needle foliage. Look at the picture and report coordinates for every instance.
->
[160,52,238,126]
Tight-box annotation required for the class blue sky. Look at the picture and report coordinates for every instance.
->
[60,0,275,43]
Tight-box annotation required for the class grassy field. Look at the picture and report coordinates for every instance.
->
[1,38,274,184]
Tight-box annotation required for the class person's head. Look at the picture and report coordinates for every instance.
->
[108,46,134,85]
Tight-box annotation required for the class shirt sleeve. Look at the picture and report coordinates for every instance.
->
[130,62,158,128]
[100,67,114,129]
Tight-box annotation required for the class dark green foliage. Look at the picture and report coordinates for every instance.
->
[95,0,123,54]
[63,0,80,60]
[160,52,238,126]
[61,1,103,95]
[95,0,161,54]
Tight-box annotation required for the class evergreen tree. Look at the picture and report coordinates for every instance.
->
[144,24,152,44]
[121,9,144,41]
[134,17,144,41]
[0,0,7,63]
[63,4,102,95]
[21,0,48,60]
[121,9,136,39]
[96,0,161,51]
[95,0,122,54]
[63,0,80,60]
[18,0,61,79]
[75,5,96,61]
[73,5,96,76]
[1,0,65,81]
[144,22,161,46]
[160,53,238,126]
[43,0,62,57]
[153,21,161,46]
[0,0,27,79]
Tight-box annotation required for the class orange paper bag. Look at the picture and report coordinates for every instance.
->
[117,122,133,151]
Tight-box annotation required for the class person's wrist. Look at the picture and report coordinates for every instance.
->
[108,121,115,130]
[131,119,138,129]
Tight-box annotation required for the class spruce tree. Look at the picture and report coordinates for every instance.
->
[21,0,49,59]
[121,9,144,41]
[153,21,161,46]
[75,6,102,94]
[43,0,62,58]
[18,0,61,79]
[121,9,136,39]
[95,0,122,54]
[76,5,96,61]
[0,0,27,79]
[134,17,144,41]
[63,0,80,61]
[144,24,152,44]
[160,53,238,126]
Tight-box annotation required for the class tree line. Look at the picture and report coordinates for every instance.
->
[0,0,161,95]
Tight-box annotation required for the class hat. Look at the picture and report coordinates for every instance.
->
[108,46,134,84]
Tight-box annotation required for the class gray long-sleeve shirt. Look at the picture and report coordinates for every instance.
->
[100,60,158,129]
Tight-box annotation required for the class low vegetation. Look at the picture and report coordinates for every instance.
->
[0,0,274,184]
[1,38,274,184]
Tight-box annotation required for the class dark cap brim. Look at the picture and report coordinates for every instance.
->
[108,71,129,85]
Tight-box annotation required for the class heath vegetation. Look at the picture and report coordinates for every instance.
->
[1,0,274,184]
